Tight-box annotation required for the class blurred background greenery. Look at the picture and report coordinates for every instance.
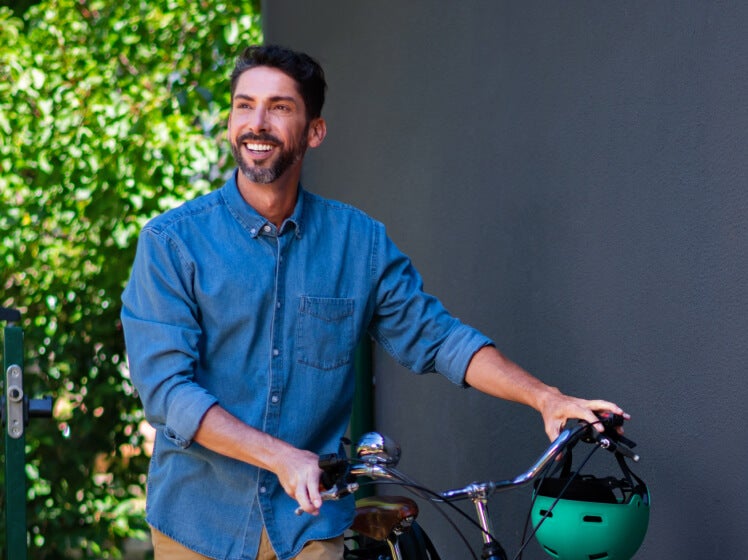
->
[0,1,261,557]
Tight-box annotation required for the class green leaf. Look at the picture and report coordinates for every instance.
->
[0,1,262,557]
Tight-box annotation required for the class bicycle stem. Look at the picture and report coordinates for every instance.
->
[473,497,494,545]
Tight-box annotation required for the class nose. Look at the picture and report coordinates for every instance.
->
[248,105,268,133]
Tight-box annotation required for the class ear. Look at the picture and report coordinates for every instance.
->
[307,117,327,148]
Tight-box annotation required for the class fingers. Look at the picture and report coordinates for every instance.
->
[541,395,629,440]
[296,469,323,515]
[545,420,565,441]
[582,399,630,432]
[292,478,322,515]
[275,449,324,515]
[585,399,628,418]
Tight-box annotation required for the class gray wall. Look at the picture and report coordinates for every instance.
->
[263,2,748,558]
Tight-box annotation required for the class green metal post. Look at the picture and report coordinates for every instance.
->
[351,337,374,445]
[3,322,27,560]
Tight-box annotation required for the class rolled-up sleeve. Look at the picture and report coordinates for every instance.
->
[434,325,493,386]
[121,226,218,447]
[369,224,493,386]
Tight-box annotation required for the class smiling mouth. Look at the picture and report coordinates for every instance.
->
[244,142,274,154]
[244,143,275,162]
[239,132,282,158]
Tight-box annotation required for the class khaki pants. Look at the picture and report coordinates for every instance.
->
[151,526,344,560]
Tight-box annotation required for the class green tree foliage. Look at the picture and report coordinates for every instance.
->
[0,1,261,556]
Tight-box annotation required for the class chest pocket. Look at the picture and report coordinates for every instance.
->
[296,296,355,371]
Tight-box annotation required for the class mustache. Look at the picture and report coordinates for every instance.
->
[237,132,283,145]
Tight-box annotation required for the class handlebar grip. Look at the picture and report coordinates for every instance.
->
[318,454,347,490]
[581,413,629,446]
[596,411,625,429]
[318,453,344,469]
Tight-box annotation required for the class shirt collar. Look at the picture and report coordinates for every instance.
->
[221,170,304,239]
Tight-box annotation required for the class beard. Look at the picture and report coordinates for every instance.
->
[231,130,308,184]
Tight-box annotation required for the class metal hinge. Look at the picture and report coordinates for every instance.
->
[5,364,24,439]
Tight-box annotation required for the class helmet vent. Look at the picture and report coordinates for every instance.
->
[538,509,553,518]
[582,515,603,523]
[541,545,559,557]
[588,553,609,559]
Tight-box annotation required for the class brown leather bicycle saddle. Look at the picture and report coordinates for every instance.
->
[351,495,419,541]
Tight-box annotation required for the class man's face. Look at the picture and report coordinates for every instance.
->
[228,66,312,184]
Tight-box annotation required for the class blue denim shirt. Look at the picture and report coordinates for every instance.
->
[121,173,492,560]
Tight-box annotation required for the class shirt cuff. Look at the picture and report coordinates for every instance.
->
[164,389,219,448]
[435,325,494,387]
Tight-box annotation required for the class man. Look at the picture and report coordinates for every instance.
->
[121,45,626,560]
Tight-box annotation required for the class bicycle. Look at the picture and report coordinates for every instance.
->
[299,413,650,560]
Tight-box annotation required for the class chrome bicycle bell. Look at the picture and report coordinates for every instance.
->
[355,432,402,466]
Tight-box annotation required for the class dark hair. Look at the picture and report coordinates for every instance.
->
[230,45,327,120]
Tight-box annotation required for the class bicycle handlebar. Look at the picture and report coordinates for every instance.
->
[440,422,587,501]
[441,413,636,501]
[300,413,638,512]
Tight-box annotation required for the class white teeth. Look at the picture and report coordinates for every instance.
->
[245,143,273,152]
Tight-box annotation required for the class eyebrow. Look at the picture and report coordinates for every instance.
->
[233,94,298,105]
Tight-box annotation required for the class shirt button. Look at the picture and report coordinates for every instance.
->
[271,394,280,404]
[259,486,267,494]
[276,301,281,308]
[272,348,279,356]
[250,228,257,236]
[262,224,271,233]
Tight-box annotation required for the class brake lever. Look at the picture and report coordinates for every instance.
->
[577,413,639,461]
[596,412,638,447]
[594,432,641,462]
[293,482,360,516]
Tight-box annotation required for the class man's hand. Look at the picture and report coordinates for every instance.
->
[193,405,325,514]
[271,447,324,515]
[464,346,628,441]
[537,387,628,440]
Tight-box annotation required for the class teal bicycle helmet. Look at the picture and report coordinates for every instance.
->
[530,430,650,560]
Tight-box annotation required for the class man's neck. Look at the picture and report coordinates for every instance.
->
[236,172,299,228]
